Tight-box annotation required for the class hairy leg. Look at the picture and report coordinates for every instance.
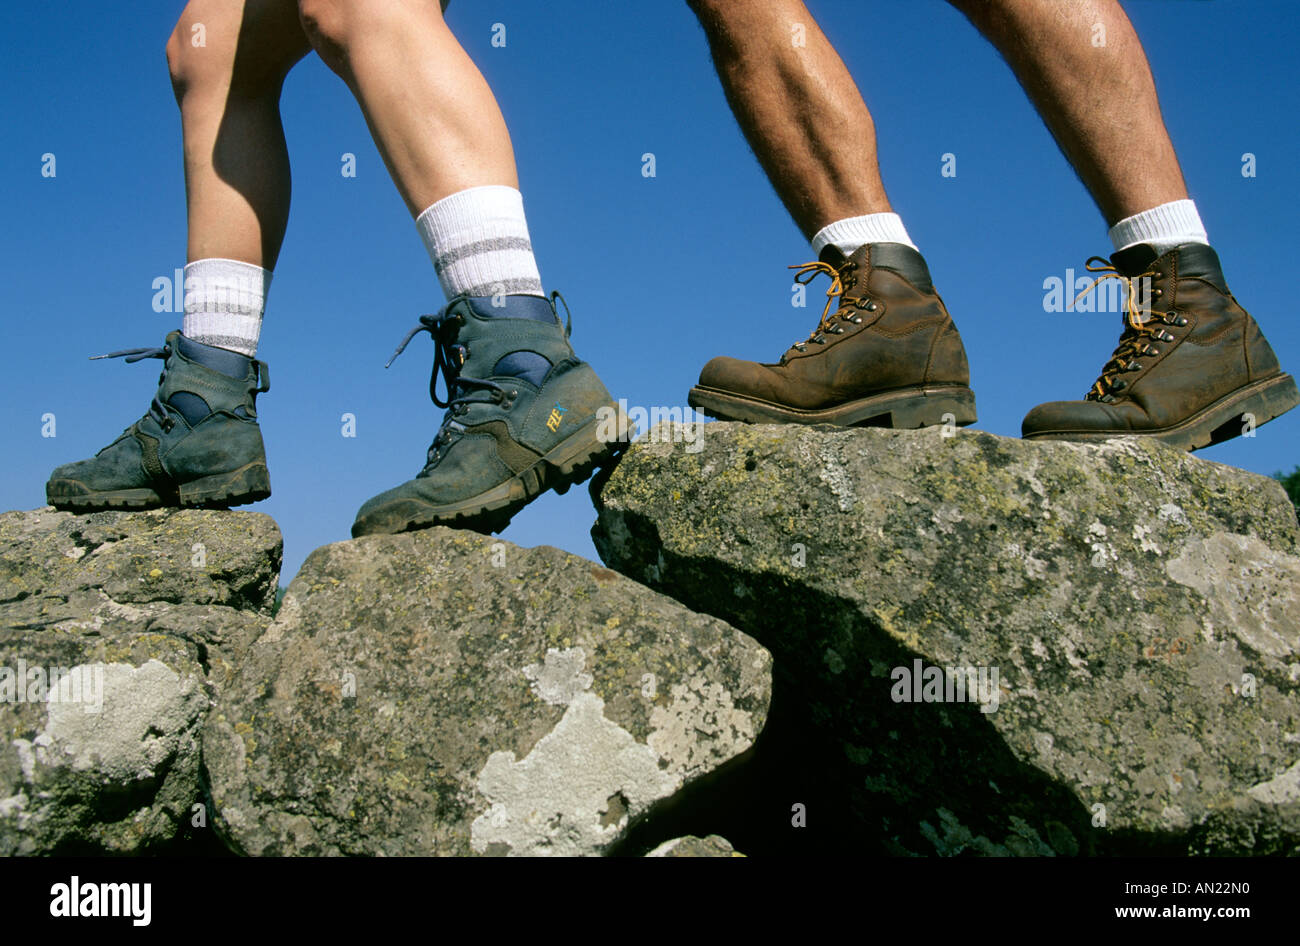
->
[949,0,1188,225]
[167,0,311,266]
[297,0,517,217]
[687,0,891,240]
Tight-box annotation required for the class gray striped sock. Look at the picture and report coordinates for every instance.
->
[181,258,270,357]
[416,186,545,300]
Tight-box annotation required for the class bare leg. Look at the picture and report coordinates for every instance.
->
[687,0,891,240]
[949,0,1188,225]
[167,0,311,266]
[297,0,518,217]
[43,1,308,512]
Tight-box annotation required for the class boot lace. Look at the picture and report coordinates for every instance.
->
[91,344,177,431]
[386,301,510,471]
[788,259,870,352]
[91,342,269,432]
[1071,256,1186,401]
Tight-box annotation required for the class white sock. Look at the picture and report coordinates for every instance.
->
[811,212,918,257]
[181,258,270,357]
[416,185,545,300]
[1108,199,1208,256]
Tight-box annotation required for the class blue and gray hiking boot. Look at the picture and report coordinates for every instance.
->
[46,331,272,510]
[352,293,629,536]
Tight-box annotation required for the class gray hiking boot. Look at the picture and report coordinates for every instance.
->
[46,331,271,510]
[352,293,628,537]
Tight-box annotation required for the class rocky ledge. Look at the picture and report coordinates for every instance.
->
[592,421,1300,855]
[4,419,1295,856]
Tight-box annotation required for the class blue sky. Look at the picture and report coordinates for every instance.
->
[4,0,1297,583]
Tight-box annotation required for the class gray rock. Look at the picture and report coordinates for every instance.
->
[647,834,742,857]
[204,528,771,856]
[592,422,1300,855]
[0,506,282,854]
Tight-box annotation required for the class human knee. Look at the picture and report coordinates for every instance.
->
[687,0,746,25]
[946,0,1018,29]
[168,0,301,100]
[298,0,439,67]
[166,3,227,99]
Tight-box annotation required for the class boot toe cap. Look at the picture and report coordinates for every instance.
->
[1022,399,1134,439]
[697,355,791,403]
[698,355,759,391]
[46,455,137,496]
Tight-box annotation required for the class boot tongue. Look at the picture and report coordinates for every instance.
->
[818,244,848,267]
[817,243,866,295]
[1109,243,1160,278]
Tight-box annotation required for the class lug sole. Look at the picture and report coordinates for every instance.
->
[1024,373,1300,452]
[688,383,978,429]
[47,460,272,512]
[351,406,631,538]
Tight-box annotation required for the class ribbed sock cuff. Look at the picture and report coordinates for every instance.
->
[416,185,545,300]
[811,213,918,256]
[181,258,270,358]
[1108,199,1208,255]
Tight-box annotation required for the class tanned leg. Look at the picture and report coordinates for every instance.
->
[948,0,1188,225]
[296,0,517,216]
[167,0,312,266]
[44,1,309,514]
[687,0,891,240]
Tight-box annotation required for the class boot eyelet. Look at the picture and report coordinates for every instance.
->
[866,303,877,311]
[1176,317,1187,326]
[850,316,862,324]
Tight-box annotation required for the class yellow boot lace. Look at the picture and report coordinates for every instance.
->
[1070,256,1186,401]
[787,258,871,351]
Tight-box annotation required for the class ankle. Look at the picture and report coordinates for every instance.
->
[1108,199,1208,257]
[417,186,545,300]
[812,213,918,257]
[181,257,270,357]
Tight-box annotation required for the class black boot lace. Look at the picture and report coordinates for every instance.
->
[386,303,512,472]
[91,344,177,431]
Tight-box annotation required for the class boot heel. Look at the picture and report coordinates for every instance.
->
[1252,373,1300,424]
[1204,373,1300,447]
[543,407,630,494]
[179,461,272,508]
[884,387,978,430]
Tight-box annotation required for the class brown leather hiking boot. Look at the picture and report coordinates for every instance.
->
[688,242,977,428]
[1022,243,1298,451]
